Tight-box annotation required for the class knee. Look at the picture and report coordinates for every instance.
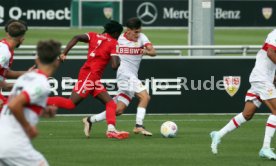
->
[140,94,151,103]
[116,108,124,116]
[242,112,254,121]
[116,103,126,116]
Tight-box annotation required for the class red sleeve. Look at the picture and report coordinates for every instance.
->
[267,44,276,51]
[86,32,97,42]
[21,91,30,104]
[110,41,118,56]
[144,43,152,47]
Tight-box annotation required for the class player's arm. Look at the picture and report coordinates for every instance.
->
[143,44,156,57]
[8,92,38,139]
[5,70,25,78]
[110,56,120,70]
[5,64,36,79]
[0,80,13,91]
[60,34,89,61]
[267,47,276,64]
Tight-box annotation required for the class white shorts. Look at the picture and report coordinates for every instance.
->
[116,74,147,106]
[0,114,49,166]
[245,82,276,107]
[0,150,49,166]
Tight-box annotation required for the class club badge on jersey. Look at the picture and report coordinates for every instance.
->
[223,76,241,97]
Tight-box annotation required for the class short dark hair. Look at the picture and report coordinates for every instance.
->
[103,20,123,35]
[37,40,61,64]
[5,19,28,37]
[126,17,142,29]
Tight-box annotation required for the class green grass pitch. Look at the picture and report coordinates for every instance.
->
[34,115,276,166]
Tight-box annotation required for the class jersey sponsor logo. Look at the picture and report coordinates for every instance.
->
[223,76,241,97]
[136,2,158,25]
[262,7,273,20]
[118,47,143,55]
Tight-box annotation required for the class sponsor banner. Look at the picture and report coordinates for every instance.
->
[123,0,276,27]
[0,0,71,26]
[8,57,271,114]
[71,0,120,26]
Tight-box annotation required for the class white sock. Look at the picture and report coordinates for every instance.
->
[218,112,247,137]
[90,111,106,123]
[136,107,146,126]
[263,115,276,149]
[107,124,116,132]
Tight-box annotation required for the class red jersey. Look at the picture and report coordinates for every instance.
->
[84,32,118,77]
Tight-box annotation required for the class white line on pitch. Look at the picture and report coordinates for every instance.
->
[40,119,267,123]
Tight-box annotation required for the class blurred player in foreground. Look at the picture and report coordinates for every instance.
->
[0,40,61,166]
[86,17,156,137]
[0,19,35,110]
[47,20,129,139]
[210,29,276,160]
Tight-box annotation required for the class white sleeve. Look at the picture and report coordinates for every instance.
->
[266,30,276,48]
[0,46,11,69]
[22,80,50,107]
[140,33,152,46]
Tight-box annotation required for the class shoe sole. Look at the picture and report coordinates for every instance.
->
[259,154,276,160]
[106,133,129,139]
[210,132,218,154]
[133,130,153,136]
[82,118,91,138]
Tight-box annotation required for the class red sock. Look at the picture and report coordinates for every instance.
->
[47,97,76,110]
[105,100,116,125]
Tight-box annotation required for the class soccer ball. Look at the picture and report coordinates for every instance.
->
[160,121,178,138]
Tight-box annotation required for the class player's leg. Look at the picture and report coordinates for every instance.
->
[94,91,129,139]
[88,100,127,123]
[210,85,261,154]
[133,90,152,136]
[83,92,130,138]
[89,92,130,123]
[259,98,276,160]
[47,91,83,110]
[210,101,258,154]
[47,65,91,110]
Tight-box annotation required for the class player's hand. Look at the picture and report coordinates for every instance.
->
[43,105,58,118]
[28,64,37,71]
[25,125,38,139]
[59,53,67,62]
[142,49,148,55]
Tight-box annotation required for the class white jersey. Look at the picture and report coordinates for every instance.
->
[117,32,151,77]
[249,29,276,83]
[0,39,14,81]
[0,70,50,158]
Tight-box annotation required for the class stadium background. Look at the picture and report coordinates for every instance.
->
[0,0,275,114]
[0,1,276,166]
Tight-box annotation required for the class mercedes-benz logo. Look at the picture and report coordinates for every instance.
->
[136,2,158,25]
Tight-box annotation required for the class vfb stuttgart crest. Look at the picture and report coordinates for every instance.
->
[262,7,273,20]
[223,76,241,97]
[103,7,113,19]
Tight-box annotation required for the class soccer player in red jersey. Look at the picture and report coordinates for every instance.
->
[0,19,33,111]
[47,20,129,139]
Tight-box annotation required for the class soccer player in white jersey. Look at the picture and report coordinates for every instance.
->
[0,40,61,166]
[83,17,156,137]
[210,30,276,160]
[0,19,33,110]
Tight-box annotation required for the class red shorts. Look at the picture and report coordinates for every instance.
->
[0,93,7,111]
[73,65,106,98]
